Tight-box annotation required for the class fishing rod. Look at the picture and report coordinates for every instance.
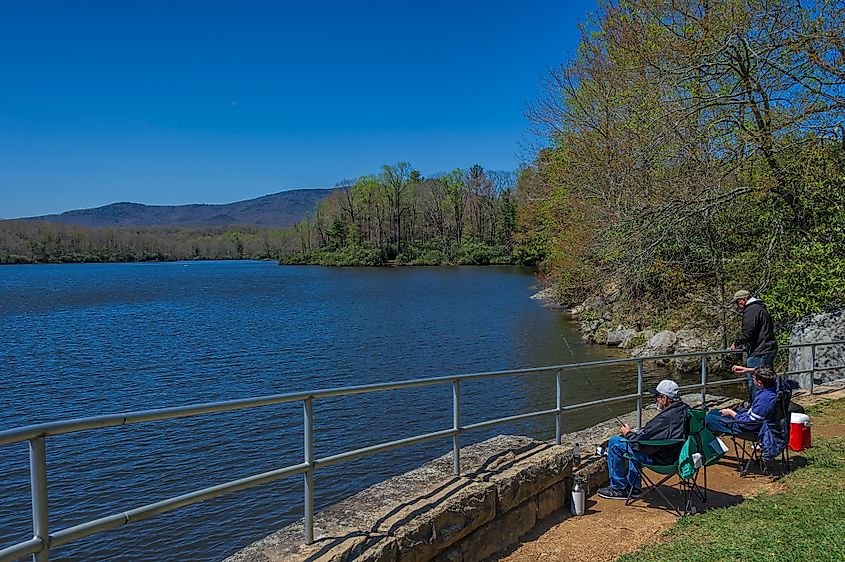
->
[559,330,627,427]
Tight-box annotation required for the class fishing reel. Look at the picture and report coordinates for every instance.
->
[720,351,743,371]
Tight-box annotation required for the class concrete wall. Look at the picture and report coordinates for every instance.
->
[223,394,731,562]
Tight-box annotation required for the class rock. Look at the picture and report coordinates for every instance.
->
[607,327,637,347]
[671,328,716,373]
[530,287,565,309]
[457,497,537,561]
[394,482,497,562]
[530,287,554,300]
[789,308,845,387]
[487,445,572,513]
[536,480,569,521]
[643,330,678,356]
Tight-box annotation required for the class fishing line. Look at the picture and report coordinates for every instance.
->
[559,330,627,427]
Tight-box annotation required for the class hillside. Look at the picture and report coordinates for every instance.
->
[22,189,332,228]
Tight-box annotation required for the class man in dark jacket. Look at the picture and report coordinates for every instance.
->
[598,380,689,499]
[731,290,777,400]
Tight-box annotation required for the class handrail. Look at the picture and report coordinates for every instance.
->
[1,340,843,562]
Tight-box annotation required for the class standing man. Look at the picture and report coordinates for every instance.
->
[730,289,777,400]
[598,380,689,500]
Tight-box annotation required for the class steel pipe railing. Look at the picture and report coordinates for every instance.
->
[0,340,843,562]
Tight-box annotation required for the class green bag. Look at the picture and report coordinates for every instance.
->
[678,427,727,480]
[678,437,697,480]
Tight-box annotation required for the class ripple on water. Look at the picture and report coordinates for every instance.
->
[0,262,651,561]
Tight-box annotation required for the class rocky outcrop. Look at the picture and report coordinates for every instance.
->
[789,308,845,387]
[625,328,717,373]
[532,285,720,373]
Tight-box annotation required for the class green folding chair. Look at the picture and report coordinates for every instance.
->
[623,408,726,515]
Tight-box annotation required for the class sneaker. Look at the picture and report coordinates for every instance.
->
[598,486,641,500]
[598,486,631,500]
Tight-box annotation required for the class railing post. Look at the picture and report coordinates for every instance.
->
[700,355,708,406]
[810,344,816,395]
[303,398,314,544]
[555,370,562,446]
[452,380,461,475]
[636,360,644,430]
[30,436,49,562]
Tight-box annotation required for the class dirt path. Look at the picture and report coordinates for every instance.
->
[491,387,845,562]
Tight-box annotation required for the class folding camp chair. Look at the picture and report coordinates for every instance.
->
[623,408,725,515]
[729,377,792,476]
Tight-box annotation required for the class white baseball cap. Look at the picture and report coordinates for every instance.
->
[648,380,680,400]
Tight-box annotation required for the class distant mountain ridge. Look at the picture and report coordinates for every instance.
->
[21,189,332,228]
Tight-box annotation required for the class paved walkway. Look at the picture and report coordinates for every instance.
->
[490,387,845,562]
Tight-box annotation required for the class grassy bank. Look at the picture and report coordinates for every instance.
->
[618,398,845,562]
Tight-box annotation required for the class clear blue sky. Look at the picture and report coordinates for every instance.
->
[0,1,596,218]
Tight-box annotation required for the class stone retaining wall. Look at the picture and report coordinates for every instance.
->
[223,394,736,562]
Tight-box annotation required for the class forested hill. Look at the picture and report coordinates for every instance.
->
[21,189,332,228]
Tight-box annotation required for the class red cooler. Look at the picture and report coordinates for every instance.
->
[789,413,812,451]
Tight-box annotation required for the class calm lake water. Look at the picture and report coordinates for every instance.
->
[0,261,674,561]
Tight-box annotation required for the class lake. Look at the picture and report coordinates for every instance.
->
[0,261,665,561]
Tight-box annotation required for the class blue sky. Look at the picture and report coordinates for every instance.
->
[0,1,596,218]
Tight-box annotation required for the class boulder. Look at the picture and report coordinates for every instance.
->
[789,308,845,387]
[644,330,678,356]
[530,287,555,301]
[607,327,637,347]
[672,328,716,373]
[530,287,565,310]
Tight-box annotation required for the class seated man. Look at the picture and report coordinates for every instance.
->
[598,380,689,499]
[705,365,778,434]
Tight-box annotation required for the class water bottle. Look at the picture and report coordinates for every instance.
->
[571,479,585,516]
[573,442,581,465]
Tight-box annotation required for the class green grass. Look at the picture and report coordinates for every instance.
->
[618,398,845,562]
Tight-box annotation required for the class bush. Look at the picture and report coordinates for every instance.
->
[454,240,511,265]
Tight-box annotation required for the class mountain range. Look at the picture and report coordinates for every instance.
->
[20,189,332,228]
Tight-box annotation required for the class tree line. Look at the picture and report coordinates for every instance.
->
[0,162,534,267]
[282,162,525,266]
[0,220,297,264]
[520,0,844,335]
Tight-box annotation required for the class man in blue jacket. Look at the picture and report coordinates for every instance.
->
[705,366,778,435]
[598,380,689,499]
[730,290,778,400]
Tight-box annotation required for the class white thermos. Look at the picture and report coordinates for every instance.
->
[571,479,585,516]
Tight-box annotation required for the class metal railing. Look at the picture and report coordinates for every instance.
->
[1,340,843,562]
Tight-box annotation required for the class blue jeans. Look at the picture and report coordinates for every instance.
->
[746,352,776,401]
[607,435,653,491]
[705,410,756,435]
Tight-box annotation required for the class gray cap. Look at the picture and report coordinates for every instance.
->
[648,380,680,400]
[732,289,751,302]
